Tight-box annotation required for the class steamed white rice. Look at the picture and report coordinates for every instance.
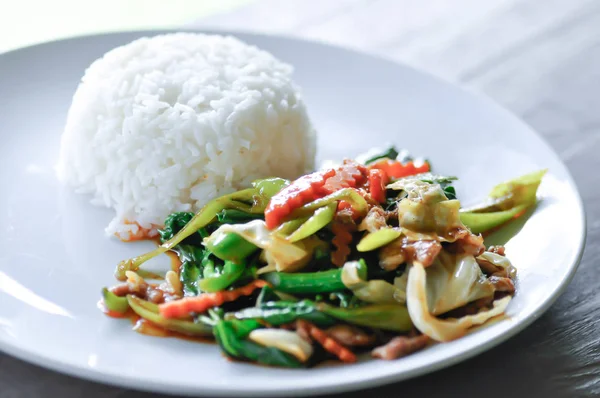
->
[57,33,316,239]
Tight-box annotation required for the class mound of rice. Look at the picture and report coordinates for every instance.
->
[57,33,316,239]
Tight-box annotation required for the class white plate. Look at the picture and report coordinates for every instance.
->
[0,31,586,396]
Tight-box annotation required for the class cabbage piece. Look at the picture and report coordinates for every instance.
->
[388,179,466,242]
[407,261,511,342]
[341,260,404,304]
[476,251,517,279]
[207,220,314,272]
[425,251,495,315]
[249,329,313,362]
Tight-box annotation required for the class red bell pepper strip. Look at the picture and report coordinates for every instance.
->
[368,159,430,179]
[368,169,388,203]
[322,160,368,193]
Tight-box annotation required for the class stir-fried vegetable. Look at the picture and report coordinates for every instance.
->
[262,269,346,294]
[101,147,544,368]
[459,170,546,233]
[101,288,129,314]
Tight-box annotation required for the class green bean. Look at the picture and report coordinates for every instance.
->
[262,269,346,294]
[233,300,335,327]
[204,231,259,263]
[198,260,246,293]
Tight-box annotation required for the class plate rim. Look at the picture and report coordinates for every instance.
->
[0,29,587,397]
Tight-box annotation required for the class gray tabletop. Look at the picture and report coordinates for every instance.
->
[2,0,599,397]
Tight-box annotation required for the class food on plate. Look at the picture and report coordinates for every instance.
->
[101,145,545,368]
[57,33,316,240]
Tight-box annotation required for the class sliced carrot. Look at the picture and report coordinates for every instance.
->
[297,320,356,363]
[159,280,268,319]
[331,219,355,267]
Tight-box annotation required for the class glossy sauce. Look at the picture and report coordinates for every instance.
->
[100,299,213,344]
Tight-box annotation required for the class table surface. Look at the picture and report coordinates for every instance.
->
[2,1,599,397]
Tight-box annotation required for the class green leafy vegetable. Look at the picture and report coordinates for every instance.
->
[320,303,412,332]
[174,244,205,296]
[198,260,246,293]
[213,319,303,368]
[216,209,263,224]
[159,212,203,243]
[233,300,335,327]
[363,146,400,164]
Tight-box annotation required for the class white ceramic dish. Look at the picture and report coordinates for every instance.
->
[0,31,585,396]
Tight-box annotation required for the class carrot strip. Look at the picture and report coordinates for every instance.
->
[331,218,355,267]
[159,280,268,319]
[297,320,356,363]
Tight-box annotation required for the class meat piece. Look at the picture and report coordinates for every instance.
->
[326,325,377,347]
[475,257,501,274]
[443,296,494,317]
[110,283,131,297]
[445,232,485,257]
[489,276,516,294]
[109,279,166,304]
[379,236,441,270]
[146,289,165,304]
[488,245,506,256]
[372,334,430,360]
[358,206,388,233]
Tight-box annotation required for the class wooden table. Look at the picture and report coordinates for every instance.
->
[2,1,598,397]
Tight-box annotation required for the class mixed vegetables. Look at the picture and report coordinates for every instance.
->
[101,147,545,367]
